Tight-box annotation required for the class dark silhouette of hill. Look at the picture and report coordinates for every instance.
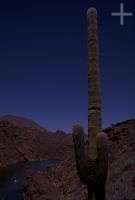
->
[0,115,46,132]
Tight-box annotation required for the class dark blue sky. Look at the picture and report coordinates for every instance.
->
[0,0,134,133]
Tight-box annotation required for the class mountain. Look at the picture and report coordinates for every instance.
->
[0,116,73,167]
[0,115,46,132]
[24,119,135,200]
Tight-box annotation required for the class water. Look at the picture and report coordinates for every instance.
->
[0,160,58,200]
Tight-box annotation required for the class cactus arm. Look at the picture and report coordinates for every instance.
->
[72,124,86,180]
[96,132,108,186]
[72,123,85,162]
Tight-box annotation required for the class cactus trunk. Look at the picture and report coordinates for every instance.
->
[88,8,102,160]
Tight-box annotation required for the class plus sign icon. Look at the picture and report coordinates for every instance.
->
[111,3,133,25]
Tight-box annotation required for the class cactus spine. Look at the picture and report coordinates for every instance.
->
[73,7,108,200]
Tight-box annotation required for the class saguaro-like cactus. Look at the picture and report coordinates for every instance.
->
[73,8,108,200]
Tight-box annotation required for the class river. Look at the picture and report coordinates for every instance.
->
[0,160,58,200]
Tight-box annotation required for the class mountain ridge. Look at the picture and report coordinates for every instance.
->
[0,115,73,168]
[0,114,47,132]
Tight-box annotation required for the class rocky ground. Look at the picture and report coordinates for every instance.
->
[23,119,135,200]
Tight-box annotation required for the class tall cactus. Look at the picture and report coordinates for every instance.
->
[73,7,108,200]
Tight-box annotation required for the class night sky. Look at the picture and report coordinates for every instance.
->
[0,0,134,133]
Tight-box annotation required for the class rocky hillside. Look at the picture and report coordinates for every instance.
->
[0,115,47,132]
[0,117,73,167]
[24,119,135,200]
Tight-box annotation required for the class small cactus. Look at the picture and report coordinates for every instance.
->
[72,7,108,200]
